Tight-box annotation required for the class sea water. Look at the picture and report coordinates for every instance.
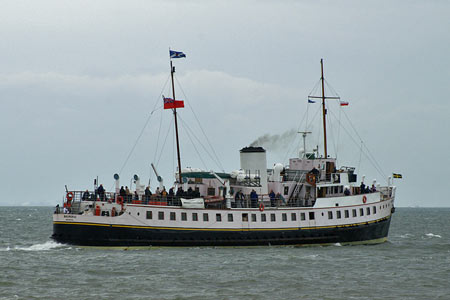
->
[0,207,449,300]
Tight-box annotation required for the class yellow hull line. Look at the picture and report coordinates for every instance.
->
[54,216,390,232]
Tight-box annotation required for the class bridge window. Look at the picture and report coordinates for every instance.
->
[158,211,164,220]
[170,212,176,220]
[337,211,341,219]
[366,207,371,215]
[291,213,297,221]
[203,213,209,222]
[309,212,315,220]
[352,209,357,217]
[207,188,215,196]
[301,212,306,221]
[345,210,349,218]
[216,213,222,222]
[328,211,333,219]
[373,206,377,214]
[192,213,198,221]
[282,213,287,221]
[360,208,364,216]
[251,214,257,222]
[146,211,152,219]
[181,212,187,221]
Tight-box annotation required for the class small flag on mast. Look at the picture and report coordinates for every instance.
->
[170,50,186,59]
[393,173,402,179]
[340,101,349,106]
[308,99,316,104]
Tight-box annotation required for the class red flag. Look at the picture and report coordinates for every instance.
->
[163,97,184,109]
[340,101,349,106]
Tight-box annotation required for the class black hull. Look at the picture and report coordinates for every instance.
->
[52,216,391,247]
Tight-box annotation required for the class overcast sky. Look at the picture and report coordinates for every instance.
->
[1,0,449,207]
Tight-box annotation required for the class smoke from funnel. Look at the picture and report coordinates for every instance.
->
[249,129,297,152]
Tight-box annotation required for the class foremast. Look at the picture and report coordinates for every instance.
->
[170,59,183,184]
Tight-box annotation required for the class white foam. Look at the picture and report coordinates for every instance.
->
[425,233,442,238]
[334,243,342,247]
[399,233,413,238]
[15,218,21,221]
[13,241,63,251]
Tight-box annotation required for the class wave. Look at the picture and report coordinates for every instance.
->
[425,233,442,238]
[1,241,64,251]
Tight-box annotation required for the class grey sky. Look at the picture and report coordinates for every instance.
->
[1,0,449,207]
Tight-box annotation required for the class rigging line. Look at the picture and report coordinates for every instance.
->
[174,76,225,172]
[328,109,387,182]
[155,117,174,167]
[324,79,341,98]
[308,79,322,96]
[152,74,171,163]
[118,109,156,175]
[178,114,223,171]
[179,117,209,171]
[357,140,363,174]
[326,107,338,160]
[336,103,343,162]
[340,108,387,179]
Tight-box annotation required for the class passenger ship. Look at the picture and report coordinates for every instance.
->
[52,56,396,247]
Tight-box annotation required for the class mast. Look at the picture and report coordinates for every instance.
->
[321,59,328,158]
[170,60,183,184]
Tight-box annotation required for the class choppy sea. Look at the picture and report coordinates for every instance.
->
[0,207,449,300]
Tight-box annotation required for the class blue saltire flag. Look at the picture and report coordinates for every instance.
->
[308,99,316,103]
[170,50,186,59]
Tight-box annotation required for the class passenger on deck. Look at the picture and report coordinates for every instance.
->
[133,191,139,201]
[365,186,371,194]
[344,187,350,196]
[97,184,105,201]
[82,190,90,201]
[235,190,243,208]
[63,206,70,214]
[269,190,276,207]
[168,187,174,205]
[371,184,376,193]
[161,187,167,201]
[360,182,366,194]
[125,186,131,203]
[120,186,126,197]
[187,187,194,199]
[155,187,161,198]
[250,189,258,208]
[144,186,152,204]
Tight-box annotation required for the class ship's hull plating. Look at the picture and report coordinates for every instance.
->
[52,216,391,247]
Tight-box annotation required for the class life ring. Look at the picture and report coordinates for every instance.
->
[117,196,124,206]
[306,173,316,186]
[66,192,74,201]
[362,195,367,204]
[259,202,265,212]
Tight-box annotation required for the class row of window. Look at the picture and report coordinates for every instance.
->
[145,205,381,222]
[327,206,377,220]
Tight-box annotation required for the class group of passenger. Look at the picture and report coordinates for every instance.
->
[360,182,377,194]
[233,189,283,208]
